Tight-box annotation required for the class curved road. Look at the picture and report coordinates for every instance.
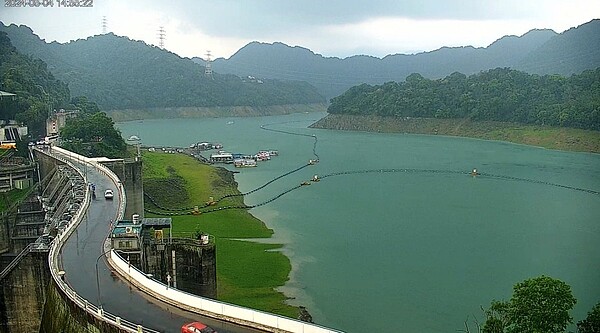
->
[59,159,265,333]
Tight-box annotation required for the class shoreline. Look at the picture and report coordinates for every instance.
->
[141,152,301,318]
[106,103,327,122]
[126,113,598,332]
[243,205,317,315]
[309,114,600,154]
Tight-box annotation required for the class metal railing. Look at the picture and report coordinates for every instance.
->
[110,249,344,333]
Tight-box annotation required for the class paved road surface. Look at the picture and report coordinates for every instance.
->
[59,160,265,333]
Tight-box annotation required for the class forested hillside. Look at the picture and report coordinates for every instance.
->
[0,30,69,137]
[327,68,600,130]
[0,23,325,111]
[209,19,599,99]
[0,31,127,157]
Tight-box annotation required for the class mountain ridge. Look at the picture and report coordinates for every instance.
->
[0,22,326,111]
[209,19,599,99]
[4,19,599,110]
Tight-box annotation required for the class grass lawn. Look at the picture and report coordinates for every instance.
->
[141,152,298,318]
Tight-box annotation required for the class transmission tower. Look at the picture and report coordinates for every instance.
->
[204,50,213,79]
[158,26,166,49]
[101,16,108,34]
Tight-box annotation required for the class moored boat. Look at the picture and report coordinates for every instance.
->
[234,159,257,168]
[210,152,233,163]
[257,151,271,160]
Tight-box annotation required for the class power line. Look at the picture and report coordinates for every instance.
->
[157,26,166,49]
[101,16,108,34]
[204,50,213,79]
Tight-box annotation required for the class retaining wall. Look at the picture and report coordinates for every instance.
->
[40,281,131,333]
[0,250,50,333]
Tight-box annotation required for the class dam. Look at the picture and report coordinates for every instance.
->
[1,145,341,333]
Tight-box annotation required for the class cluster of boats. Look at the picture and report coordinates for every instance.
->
[210,150,279,168]
[189,142,224,150]
[187,140,279,168]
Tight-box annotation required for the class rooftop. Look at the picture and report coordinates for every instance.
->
[111,217,172,236]
[0,91,16,99]
[112,220,142,236]
[141,217,172,229]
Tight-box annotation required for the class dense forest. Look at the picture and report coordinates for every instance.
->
[59,110,127,158]
[0,31,127,157]
[0,23,326,110]
[0,30,69,137]
[327,68,600,130]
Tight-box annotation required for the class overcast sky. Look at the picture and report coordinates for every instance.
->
[1,0,598,60]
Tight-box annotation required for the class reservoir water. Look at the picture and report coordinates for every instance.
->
[117,112,600,333]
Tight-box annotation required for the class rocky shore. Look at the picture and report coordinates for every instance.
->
[310,114,600,153]
[106,103,327,122]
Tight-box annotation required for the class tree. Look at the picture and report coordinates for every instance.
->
[508,276,576,333]
[577,302,600,333]
[482,300,510,333]
[14,99,48,138]
[60,112,127,158]
[69,96,100,115]
[481,276,577,333]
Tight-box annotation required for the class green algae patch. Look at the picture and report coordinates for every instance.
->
[141,152,298,318]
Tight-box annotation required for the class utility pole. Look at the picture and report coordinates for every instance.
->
[101,16,108,34]
[204,50,213,79]
[158,26,166,49]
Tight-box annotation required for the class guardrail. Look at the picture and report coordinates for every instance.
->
[110,250,342,333]
[41,147,159,333]
[47,147,344,333]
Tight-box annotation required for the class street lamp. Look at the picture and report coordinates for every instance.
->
[95,249,113,310]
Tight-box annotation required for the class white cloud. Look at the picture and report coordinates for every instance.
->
[316,18,544,57]
[0,0,598,59]
[162,23,248,59]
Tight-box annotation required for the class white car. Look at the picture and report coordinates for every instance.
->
[104,189,114,199]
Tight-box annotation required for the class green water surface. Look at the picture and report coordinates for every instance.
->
[117,112,600,333]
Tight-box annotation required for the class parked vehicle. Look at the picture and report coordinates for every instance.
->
[104,189,114,199]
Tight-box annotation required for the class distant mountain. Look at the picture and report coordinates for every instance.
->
[210,19,599,99]
[0,23,326,111]
[515,19,600,75]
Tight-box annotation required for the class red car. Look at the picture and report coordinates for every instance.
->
[181,322,216,333]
